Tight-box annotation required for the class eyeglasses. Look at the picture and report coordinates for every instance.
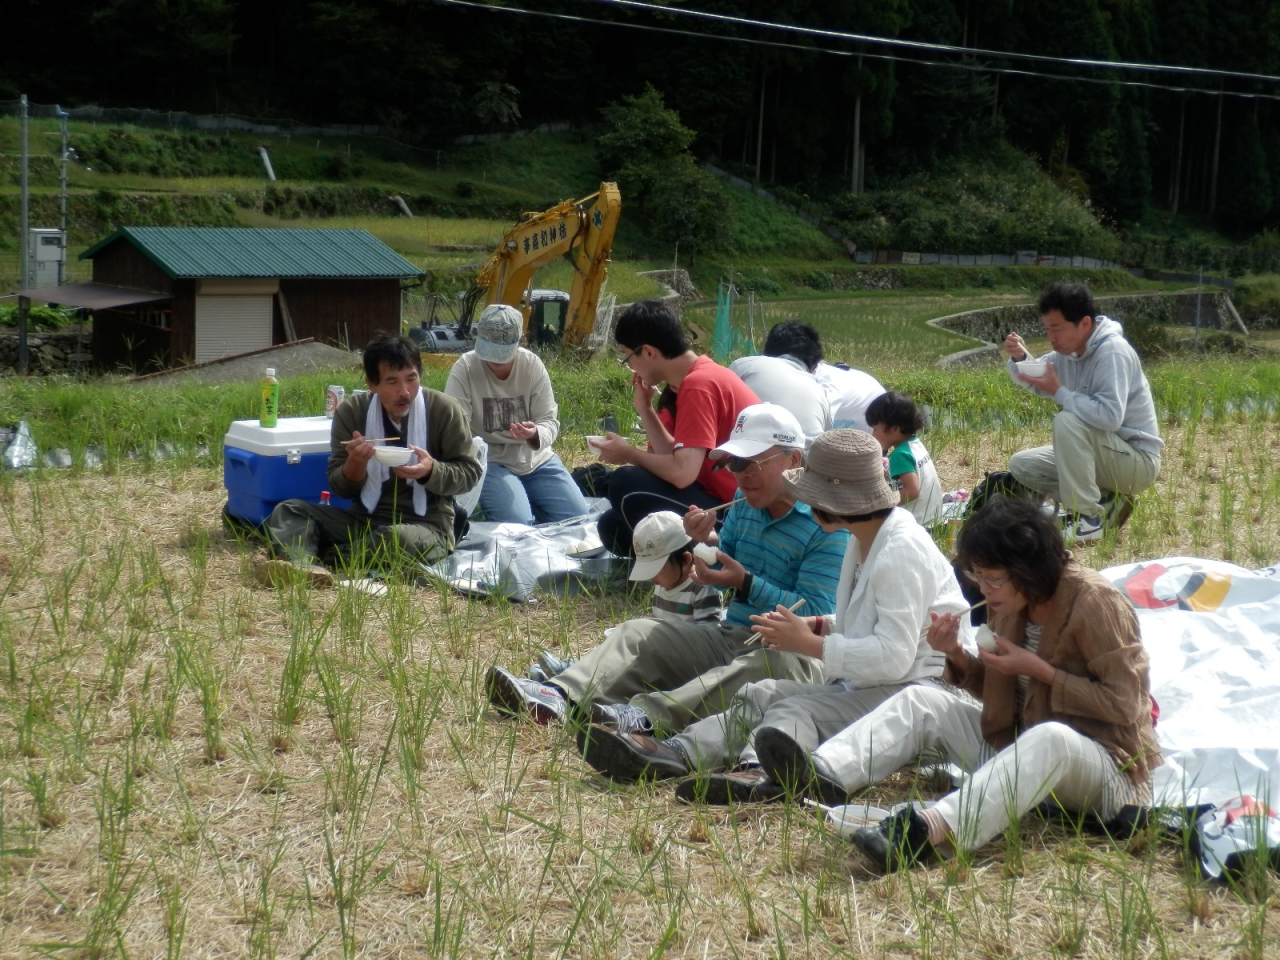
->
[724,451,787,475]
[963,569,1010,591]
[617,347,639,368]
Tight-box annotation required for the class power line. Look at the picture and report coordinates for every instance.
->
[586,0,1280,86]
[430,0,1280,102]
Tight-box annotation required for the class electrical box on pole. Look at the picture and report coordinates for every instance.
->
[29,228,66,288]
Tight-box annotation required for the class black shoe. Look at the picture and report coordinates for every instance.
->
[851,806,933,872]
[674,767,783,805]
[576,724,688,782]
[753,727,847,805]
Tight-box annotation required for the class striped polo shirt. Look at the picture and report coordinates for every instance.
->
[718,500,848,627]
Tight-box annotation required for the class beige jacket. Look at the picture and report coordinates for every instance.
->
[945,561,1162,785]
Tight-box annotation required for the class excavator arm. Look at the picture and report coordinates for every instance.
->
[459,182,621,349]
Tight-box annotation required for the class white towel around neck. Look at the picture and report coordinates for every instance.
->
[361,389,428,516]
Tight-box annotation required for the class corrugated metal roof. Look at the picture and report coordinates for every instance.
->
[80,227,423,280]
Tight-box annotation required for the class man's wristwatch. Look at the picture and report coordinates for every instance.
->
[735,573,754,602]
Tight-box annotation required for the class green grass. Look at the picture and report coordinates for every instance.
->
[0,348,1276,958]
[687,293,1019,365]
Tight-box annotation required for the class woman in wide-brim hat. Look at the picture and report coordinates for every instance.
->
[634,428,972,805]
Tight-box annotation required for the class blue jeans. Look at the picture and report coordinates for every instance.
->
[478,453,588,525]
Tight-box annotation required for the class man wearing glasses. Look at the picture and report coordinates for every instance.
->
[588,300,759,558]
[487,403,849,736]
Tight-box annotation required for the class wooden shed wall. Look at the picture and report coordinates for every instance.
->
[89,243,175,293]
[280,278,402,349]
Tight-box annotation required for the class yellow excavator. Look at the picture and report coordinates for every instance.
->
[417,182,621,353]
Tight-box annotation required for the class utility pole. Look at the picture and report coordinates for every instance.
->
[18,94,30,374]
[851,56,863,196]
[19,95,30,289]
[755,70,766,183]
[57,105,69,285]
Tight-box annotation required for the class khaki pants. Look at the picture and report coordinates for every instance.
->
[1009,411,1160,519]
[264,499,453,567]
[552,619,823,734]
[672,678,916,771]
[810,684,1139,851]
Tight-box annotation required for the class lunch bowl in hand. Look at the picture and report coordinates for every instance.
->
[584,435,606,450]
[373,446,415,467]
[1015,360,1048,378]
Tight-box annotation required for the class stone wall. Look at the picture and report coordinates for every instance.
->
[0,332,94,376]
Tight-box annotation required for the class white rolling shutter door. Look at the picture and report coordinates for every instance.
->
[195,295,273,363]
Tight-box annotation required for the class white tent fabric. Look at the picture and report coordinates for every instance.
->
[1101,557,1280,807]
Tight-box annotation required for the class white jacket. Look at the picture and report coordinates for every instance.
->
[820,507,971,687]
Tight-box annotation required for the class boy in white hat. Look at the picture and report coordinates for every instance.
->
[629,511,724,625]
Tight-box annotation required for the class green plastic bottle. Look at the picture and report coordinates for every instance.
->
[260,367,279,428]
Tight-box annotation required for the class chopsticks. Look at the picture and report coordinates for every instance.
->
[744,598,807,646]
[704,498,741,514]
[343,436,401,445]
[960,599,988,616]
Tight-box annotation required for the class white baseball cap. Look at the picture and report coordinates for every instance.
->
[710,403,806,460]
[474,304,523,363]
[629,511,692,581]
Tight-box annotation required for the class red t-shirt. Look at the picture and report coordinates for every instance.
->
[656,355,759,502]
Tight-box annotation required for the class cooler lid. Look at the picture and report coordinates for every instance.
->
[224,416,335,456]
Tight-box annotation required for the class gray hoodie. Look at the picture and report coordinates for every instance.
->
[1008,316,1163,457]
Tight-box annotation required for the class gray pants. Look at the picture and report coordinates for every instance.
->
[264,499,453,567]
[1008,411,1160,519]
[552,618,823,734]
[672,678,922,771]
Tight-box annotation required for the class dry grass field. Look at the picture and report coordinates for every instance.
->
[0,352,1277,958]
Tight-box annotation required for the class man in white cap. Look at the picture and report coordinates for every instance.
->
[445,304,587,524]
[486,403,849,735]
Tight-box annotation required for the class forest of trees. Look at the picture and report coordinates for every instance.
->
[6,0,1280,234]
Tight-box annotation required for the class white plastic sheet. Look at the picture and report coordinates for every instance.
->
[423,497,625,602]
[1101,557,1280,807]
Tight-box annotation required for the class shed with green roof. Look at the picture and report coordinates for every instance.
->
[81,227,422,369]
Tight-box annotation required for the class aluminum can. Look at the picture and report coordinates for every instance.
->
[325,385,346,418]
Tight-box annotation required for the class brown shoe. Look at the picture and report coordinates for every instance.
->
[255,558,333,588]
[675,767,783,805]
[577,723,688,782]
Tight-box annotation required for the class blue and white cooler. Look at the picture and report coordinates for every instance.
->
[223,416,352,526]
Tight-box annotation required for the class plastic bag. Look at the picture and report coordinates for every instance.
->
[1,421,38,470]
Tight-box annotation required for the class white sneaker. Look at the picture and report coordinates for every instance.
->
[590,702,653,734]
[1063,515,1104,544]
